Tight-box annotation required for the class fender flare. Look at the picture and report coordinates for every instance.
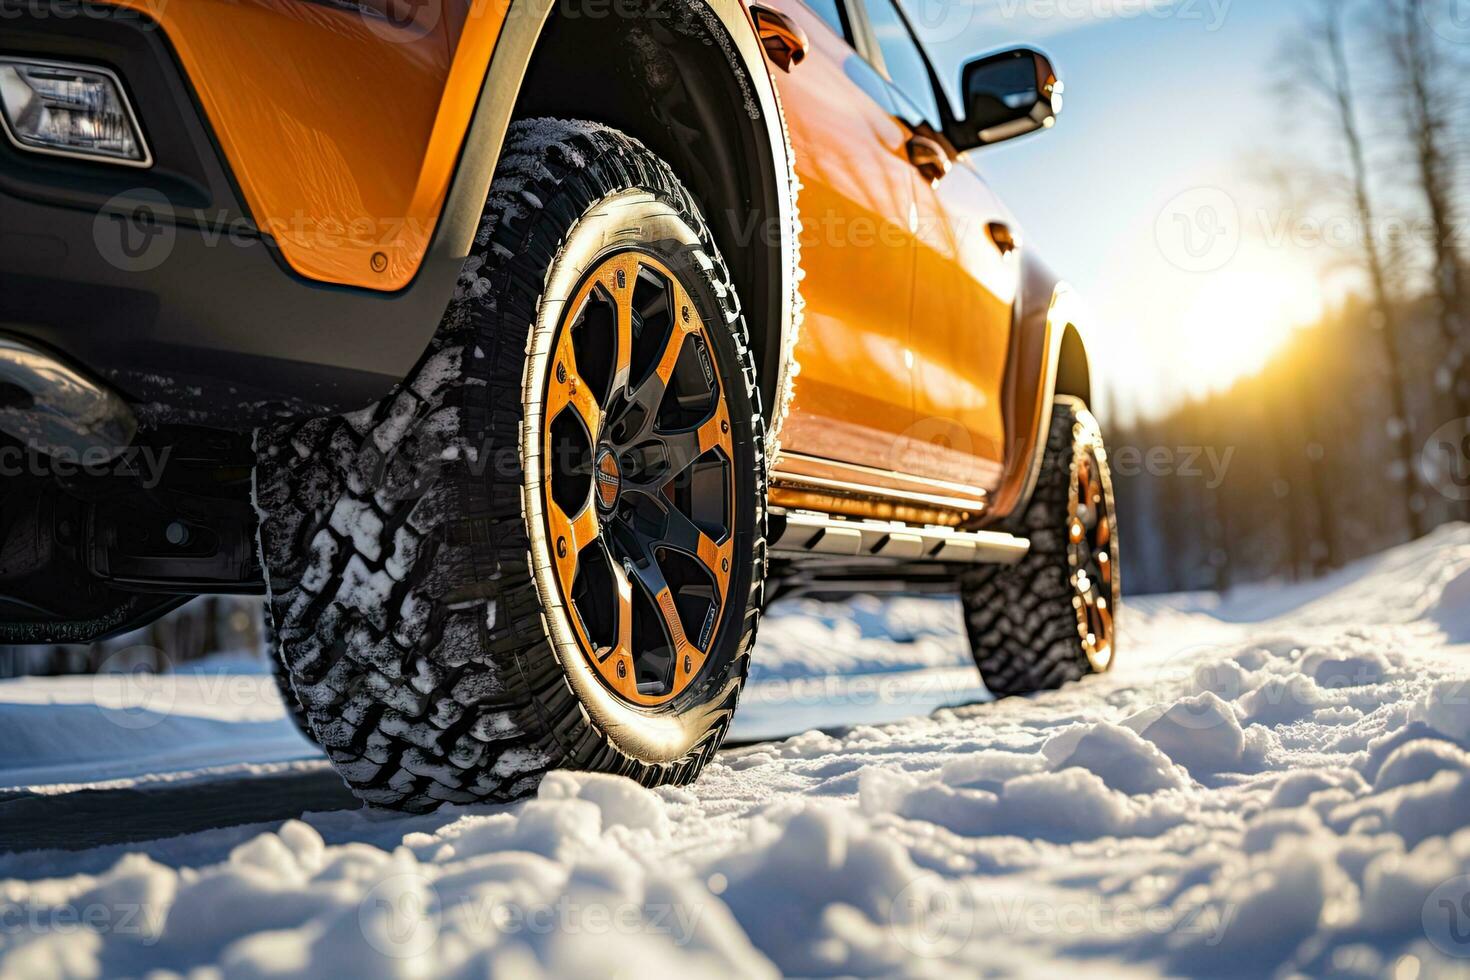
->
[989,255,1096,523]
[432,0,802,448]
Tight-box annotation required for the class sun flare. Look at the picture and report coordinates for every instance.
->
[1172,262,1323,396]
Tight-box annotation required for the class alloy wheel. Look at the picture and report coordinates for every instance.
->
[541,251,737,707]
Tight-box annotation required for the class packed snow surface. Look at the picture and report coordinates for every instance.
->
[3,527,1470,977]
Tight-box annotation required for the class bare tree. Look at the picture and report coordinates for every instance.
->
[1374,0,1470,432]
[1287,0,1426,538]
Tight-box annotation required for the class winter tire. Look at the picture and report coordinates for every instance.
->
[958,396,1119,696]
[256,119,767,811]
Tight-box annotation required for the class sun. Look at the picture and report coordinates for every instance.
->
[1173,261,1323,396]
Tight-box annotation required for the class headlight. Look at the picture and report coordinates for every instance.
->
[0,58,151,168]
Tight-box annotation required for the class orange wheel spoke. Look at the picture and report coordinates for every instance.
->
[604,253,640,392]
[548,336,603,443]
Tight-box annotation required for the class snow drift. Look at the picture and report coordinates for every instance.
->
[2,526,1470,977]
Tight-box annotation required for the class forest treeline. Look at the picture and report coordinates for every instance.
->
[1111,0,1470,594]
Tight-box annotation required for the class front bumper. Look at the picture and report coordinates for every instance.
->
[0,1,463,428]
[1,188,453,427]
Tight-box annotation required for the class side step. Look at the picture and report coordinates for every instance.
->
[768,509,1030,565]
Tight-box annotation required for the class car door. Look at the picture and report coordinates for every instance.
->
[756,0,918,473]
[858,0,1021,492]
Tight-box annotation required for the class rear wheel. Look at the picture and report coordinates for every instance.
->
[255,119,766,810]
[958,396,1119,696]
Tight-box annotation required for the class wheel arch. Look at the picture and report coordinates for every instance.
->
[988,253,1097,524]
[484,0,800,446]
[1055,321,1093,406]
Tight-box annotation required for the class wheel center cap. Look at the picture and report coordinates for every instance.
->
[595,447,622,511]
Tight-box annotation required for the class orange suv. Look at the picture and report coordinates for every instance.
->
[0,0,1117,808]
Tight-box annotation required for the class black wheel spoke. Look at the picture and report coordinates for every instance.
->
[654,499,707,557]
[649,425,705,484]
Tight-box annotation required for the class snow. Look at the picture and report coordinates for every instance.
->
[3,527,1470,977]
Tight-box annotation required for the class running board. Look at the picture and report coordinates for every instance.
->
[768,509,1030,565]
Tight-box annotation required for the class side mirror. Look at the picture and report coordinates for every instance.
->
[959,48,1062,149]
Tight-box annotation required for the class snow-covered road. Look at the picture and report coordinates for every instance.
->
[3,527,1470,977]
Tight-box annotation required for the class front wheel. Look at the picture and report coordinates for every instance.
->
[256,119,767,811]
[958,396,1120,696]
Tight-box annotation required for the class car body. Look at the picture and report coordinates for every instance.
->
[0,0,1114,804]
[0,0,1087,493]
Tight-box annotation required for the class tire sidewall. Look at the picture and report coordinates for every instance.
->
[517,189,762,764]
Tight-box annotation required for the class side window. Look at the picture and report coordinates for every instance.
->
[864,0,942,127]
[801,0,851,41]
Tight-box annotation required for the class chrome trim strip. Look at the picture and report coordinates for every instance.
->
[775,450,992,501]
[771,471,987,515]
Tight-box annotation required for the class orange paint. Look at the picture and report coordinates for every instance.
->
[761,0,1015,494]
[762,0,918,472]
[105,0,508,291]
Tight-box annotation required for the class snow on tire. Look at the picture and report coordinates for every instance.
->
[959,396,1120,696]
[256,119,767,811]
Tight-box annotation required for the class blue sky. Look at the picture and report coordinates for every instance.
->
[907,0,1326,418]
